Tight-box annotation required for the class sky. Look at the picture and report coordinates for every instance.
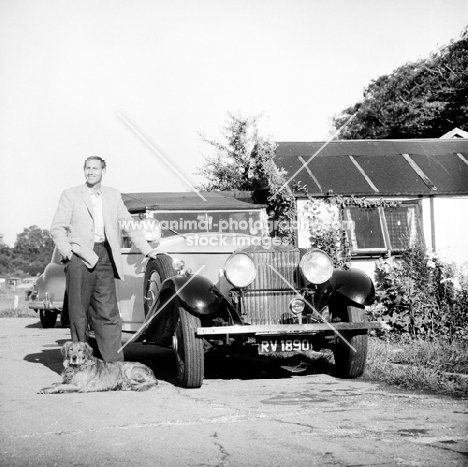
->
[0,0,467,247]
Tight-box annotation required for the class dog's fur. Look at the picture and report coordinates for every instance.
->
[38,341,158,394]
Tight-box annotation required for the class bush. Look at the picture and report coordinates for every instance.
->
[369,244,468,341]
[302,198,351,268]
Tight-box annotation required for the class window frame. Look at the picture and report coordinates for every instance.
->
[342,199,424,258]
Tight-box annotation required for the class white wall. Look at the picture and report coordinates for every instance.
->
[422,196,468,265]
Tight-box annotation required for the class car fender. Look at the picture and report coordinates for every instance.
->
[159,274,223,316]
[29,263,67,311]
[315,268,375,309]
[42,263,67,302]
[142,274,225,347]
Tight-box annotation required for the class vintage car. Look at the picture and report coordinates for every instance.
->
[31,191,380,388]
[28,248,69,328]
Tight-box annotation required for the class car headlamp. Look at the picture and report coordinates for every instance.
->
[290,297,305,314]
[223,253,256,288]
[300,249,333,284]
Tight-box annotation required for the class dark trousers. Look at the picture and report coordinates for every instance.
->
[66,242,124,362]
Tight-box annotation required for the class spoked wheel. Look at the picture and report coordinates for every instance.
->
[39,309,58,328]
[173,302,204,388]
[332,305,368,378]
[144,255,176,316]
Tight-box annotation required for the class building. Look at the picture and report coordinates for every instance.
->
[274,138,468,275]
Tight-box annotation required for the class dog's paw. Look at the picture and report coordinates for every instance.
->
[38,387,52,394]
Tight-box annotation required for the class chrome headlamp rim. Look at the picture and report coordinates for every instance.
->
[299,248,334,285]
[290,297,305,314]
[223,252,257,288]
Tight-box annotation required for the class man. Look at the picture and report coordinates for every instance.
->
[50,156,158,362]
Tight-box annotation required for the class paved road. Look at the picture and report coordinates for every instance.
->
[0,318,467,467]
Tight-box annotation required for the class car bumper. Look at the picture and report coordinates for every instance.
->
[196,321,383,336]
[28,300,63,312]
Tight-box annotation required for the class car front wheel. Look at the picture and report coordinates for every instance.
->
[173,302,204,388]
[39,309,58,328]
[144,255,176,317]
[332,305,368,378]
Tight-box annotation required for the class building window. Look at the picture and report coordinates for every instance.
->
[343,202,422,254]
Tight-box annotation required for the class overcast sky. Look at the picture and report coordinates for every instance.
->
[0,0,466,246]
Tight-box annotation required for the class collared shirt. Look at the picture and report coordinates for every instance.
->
[89,188,105,243]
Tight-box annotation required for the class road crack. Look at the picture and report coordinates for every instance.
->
[211,431,230,466]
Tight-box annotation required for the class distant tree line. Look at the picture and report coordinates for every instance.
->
[0,225,54,277]
[332,26,468,139]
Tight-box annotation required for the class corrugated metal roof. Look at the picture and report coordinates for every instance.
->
[275,139,468,196]
[122,191,257,213]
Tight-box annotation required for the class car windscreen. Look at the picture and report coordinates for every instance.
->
[152,210,265,238]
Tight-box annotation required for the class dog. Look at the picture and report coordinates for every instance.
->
[38,341,158,394]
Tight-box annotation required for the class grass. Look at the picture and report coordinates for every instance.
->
[268,336,468,397]
[0,287,37,318]
[365,336,468,397]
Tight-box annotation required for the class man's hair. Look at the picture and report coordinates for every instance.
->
[83,155,106,169]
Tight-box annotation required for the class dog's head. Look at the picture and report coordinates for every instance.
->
[61,341,94,368]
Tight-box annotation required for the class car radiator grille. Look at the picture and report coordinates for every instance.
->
[242,248,301,325]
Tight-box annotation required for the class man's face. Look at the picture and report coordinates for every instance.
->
[84,160,105,187]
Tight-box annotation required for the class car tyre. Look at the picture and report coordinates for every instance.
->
[332,305,368,378]
[144,255,176,316]
[85,306,103,359]
[39,309,58,328]
[173,301,204,388]
[86,332,103,359]
[60,291,70,327]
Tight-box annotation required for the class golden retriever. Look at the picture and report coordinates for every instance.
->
[38,341,158,394]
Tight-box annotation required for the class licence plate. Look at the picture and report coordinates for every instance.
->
[258,338,313,354]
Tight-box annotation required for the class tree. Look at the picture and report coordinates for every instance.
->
[13,225,54,276]
[332,27,468,139]
[197,113,270,191]
[197,113,299,243]
[0,245,13,276]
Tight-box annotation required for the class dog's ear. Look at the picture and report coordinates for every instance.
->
[83,342,94,358]
[61,341,73,358]
[61,341,73,368]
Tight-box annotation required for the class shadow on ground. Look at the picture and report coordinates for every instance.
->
[23,331,336,386]
[25,320,69,329]
[24,338,69,374]
[123,343,335,386]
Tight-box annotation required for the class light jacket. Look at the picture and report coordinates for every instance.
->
[50,184,152,279]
